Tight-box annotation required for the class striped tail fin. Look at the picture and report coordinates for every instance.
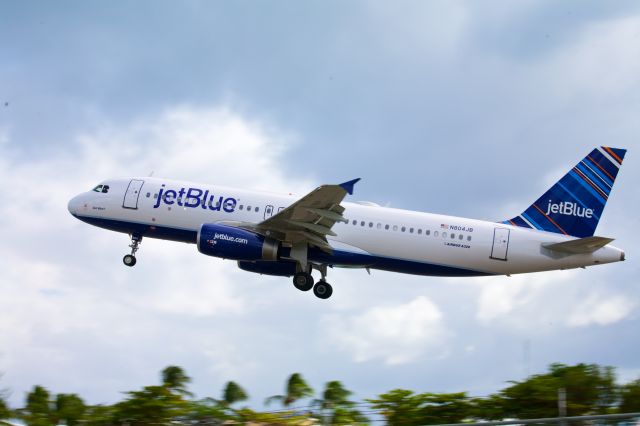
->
[503,146,627,238]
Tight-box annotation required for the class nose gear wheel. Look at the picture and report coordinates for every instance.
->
[123,234,142,267]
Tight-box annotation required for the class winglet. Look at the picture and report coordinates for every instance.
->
[339,178,361,195]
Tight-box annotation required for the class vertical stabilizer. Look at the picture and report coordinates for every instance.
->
[503,147,626,238]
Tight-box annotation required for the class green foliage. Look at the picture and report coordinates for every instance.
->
[470,394,506,420]
[113,385,189,425]
[235,407,313,425]
[367,389,471,425]
[368,389,421,425]
[161,365,192,396]
[315,381,367,425]
[222,381,248,406]
[82,405,116,426]
[266,372,314,407]
[0,398,9,420]
[619,378,640,412]
[492,363,618,419]
[419,392,472,424]
[184,398,230,423]
[11,363,640,426]
[23,385,53,426]
[54,393,86,426]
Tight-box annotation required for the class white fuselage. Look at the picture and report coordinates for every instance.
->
[68,177,624,276]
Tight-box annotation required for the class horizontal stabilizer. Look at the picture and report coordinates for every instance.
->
[542,236,614,254]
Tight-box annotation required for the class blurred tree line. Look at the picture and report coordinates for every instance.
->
[0,363,638,425]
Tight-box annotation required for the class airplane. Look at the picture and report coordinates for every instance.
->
[68,146,626,299]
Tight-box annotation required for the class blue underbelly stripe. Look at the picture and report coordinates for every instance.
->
[74,214,494,277]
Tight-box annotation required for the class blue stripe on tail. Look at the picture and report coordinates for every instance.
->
[503,147,626,238]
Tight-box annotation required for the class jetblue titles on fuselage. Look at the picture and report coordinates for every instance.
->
[154,184,237,213]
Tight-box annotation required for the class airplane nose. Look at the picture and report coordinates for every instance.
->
[68,195,80,216]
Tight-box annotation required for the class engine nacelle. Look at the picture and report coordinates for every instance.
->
[197,223,280,261]
[237,260,297,277]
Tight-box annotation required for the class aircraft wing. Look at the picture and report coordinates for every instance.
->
[255,178,360,252]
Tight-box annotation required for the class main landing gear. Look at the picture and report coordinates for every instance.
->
[123,234,142,267]
[292,265,333,300]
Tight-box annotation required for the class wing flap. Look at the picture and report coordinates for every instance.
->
[542,236,614,254]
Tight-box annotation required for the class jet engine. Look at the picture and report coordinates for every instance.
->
[197,223,280,261]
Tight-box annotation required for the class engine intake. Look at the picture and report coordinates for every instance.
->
[197,223,280,261]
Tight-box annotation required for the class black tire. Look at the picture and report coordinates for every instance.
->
[293,272,314,291]
[123,254,137,267]
[313,281,333,299]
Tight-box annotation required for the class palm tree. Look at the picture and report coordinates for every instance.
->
[161,366,192,396]
[314,381,367,425]
[222,381,248,406]
[265,373,314,407]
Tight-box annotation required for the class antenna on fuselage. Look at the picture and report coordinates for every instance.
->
[148,171,154,177]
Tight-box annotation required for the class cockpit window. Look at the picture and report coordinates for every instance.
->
[92,184,110,193]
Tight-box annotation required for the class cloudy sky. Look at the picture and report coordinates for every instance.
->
[1,0,639,409]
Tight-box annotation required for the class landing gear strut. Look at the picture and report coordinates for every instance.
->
[123,234,142,267]
[312,264,333,299]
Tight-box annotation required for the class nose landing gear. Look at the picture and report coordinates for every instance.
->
[123,234,142,267]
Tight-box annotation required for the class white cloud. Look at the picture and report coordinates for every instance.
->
[475,270,637,333]
[544,16,640,101]
[475,273,565,324]
[567,294,636,327]
[0,104,314,404]
[322,296,448,365]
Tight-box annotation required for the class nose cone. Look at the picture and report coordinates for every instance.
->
[68,195,80,216]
